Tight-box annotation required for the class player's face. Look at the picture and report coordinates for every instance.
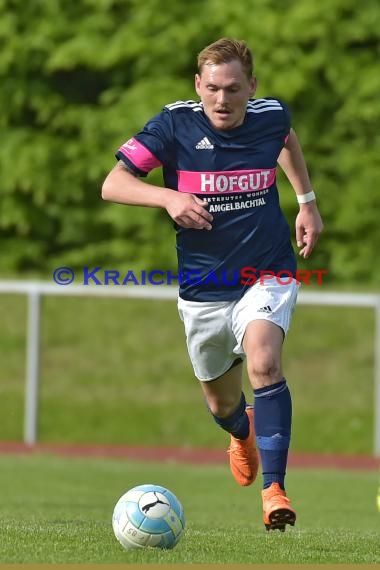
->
[195,60,256,130]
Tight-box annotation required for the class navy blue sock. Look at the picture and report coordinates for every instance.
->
[212,392,250,440]
[253,379,292,490]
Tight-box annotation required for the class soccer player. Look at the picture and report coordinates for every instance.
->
[102,38,323,531]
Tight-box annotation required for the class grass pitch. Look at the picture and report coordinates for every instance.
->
[0,453,378,564]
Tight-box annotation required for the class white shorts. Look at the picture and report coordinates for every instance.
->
[178,277,299,381]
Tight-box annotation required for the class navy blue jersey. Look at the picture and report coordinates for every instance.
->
[116,98,296,301]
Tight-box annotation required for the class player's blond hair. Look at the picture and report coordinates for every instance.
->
[197,38,254,79]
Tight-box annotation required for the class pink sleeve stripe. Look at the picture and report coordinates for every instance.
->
[177,169,276,195]
[118,138,162,172]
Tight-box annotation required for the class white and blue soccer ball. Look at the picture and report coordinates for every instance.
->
[112,484,185,549]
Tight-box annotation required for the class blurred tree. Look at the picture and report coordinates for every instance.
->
[0,0,379,282]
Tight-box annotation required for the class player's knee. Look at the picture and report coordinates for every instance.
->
[246,350,281,386]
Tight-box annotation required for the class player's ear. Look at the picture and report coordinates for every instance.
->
[249,76,257,97]
[195,74,201,97]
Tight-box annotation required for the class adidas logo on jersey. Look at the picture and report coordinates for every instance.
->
[195,137,214,150]
[257,305,272,313]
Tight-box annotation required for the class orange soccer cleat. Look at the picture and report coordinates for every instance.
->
[227,406,259,487]
[262,482,296,531]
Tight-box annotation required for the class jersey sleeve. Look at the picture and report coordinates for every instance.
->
[279,100,292,144]
[115,109,174,177]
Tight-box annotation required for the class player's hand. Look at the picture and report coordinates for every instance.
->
[165,192,213,230]
[295,202,323,258]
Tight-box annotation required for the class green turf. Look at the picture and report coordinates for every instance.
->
[0,454,378,563]
[0,291,375,453]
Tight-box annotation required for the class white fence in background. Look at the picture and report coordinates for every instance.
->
[1,280,379,456]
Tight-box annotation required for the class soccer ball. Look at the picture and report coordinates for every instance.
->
[112,484,185,549]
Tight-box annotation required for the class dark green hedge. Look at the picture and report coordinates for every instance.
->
[1,0,379,282]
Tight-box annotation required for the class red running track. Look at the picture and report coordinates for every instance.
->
[0,441,378,470]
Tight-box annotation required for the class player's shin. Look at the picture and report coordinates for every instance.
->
[253,378,291,489]
[211,392,249,439]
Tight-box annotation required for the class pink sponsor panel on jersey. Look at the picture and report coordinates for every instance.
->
[118,138,162,172]
[177,168,276,194]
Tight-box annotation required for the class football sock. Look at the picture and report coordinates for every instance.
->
[253,378,291,490]
[212,392,250,440]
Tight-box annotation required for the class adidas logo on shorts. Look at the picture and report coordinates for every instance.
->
[257,305,272,313]
[195,137,214,150]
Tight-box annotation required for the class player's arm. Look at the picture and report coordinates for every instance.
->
[277,128,323,258]
[102,161,213,230]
